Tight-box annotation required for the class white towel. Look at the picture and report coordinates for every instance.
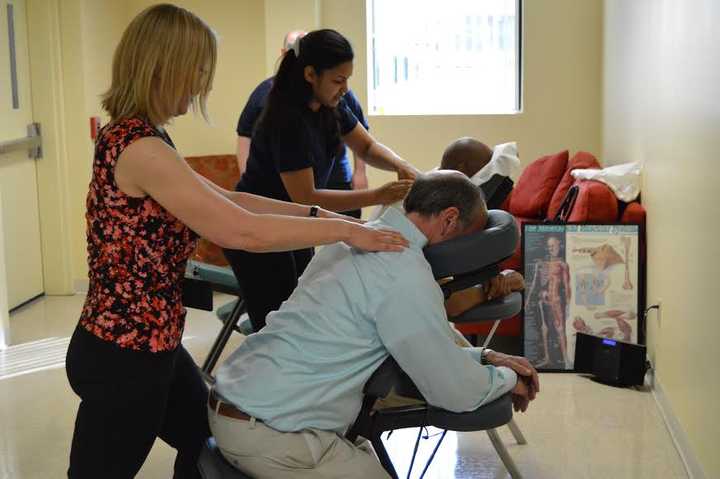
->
[469,142,521,186]
[571,162,642,202]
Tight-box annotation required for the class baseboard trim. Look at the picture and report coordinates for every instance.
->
[73,279,89,294]
[652,376,706,479]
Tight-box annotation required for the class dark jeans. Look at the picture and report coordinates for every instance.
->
[223,247,313,332]
[66,326,210,479]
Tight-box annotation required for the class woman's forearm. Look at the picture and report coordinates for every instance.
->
[228,191,313,216]
[362,141,405,172]
[229,214,354,252]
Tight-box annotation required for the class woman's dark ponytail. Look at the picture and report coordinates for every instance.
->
[258,29,354,143]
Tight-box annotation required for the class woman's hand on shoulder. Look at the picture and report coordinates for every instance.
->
[344,223,408,252]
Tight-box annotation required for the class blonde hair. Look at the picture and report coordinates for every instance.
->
[102,3,217,126]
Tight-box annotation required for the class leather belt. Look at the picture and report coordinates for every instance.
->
[209,389,258,422]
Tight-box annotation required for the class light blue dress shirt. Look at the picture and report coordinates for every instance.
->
[215,207,517,434]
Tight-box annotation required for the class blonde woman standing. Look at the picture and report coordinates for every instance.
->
[65,5,408,478]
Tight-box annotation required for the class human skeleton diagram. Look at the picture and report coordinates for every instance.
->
[525,236,571,368]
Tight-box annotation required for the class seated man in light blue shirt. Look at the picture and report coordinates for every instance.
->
[209,170,538,479]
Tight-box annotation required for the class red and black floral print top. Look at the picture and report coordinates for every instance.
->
[78,117,197,353]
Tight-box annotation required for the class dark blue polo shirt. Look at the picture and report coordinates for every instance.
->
[236,78,368,186]
[236,98,358,202]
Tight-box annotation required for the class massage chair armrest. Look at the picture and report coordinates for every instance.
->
[448,292,522,324]
[363,356,424,401]
[439,264,501,299]
[428,393,513,431]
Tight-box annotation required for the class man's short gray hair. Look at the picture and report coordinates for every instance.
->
[403,172,486,230]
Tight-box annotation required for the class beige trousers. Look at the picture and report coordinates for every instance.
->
[208,406,390,479]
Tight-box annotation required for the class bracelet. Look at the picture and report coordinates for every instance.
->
[308,205,319,217]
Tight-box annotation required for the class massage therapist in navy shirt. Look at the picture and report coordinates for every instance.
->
[236,31,371,219]
[224,29,420,332]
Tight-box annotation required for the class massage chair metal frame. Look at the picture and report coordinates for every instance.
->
[344,209,526,479]
[195,210,526,479]
[183,260,248,380]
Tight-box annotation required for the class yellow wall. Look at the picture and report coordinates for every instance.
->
[126,0,267,158]
[59,0,97,289]
[604,1,719,477]
[322,0,604,188]
[263,0,320,76]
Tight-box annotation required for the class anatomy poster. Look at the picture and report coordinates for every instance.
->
[523,224,640,371]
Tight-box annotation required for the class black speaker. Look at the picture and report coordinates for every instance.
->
[574,332,647,386]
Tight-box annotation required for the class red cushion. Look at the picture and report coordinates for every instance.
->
[566,180,618,222]
[546,151,602,219]
[509,150,568,218]
[621,202,647,265]
[185,155,240,266]
[620,201,646,225]
[456,314,522,337]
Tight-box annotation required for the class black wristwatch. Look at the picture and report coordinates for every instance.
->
[480,348,494,365]
[308,205,319,217]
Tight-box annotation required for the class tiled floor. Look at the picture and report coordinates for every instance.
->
[1,294,687,478]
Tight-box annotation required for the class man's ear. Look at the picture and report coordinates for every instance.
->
[440,207,460,238]
[303,65,317,84]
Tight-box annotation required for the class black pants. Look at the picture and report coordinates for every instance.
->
[334,180,362,219]
[223,247,313,332]
[66,326,210,479]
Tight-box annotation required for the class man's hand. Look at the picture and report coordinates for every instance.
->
[511,377,531,413]
[486,351,540,401]
[485,270,525,301]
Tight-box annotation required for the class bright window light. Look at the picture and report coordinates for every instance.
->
[366,0,522,116]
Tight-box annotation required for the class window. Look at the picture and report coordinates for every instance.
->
[366,0,522,116]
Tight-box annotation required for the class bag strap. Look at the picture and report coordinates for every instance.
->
[553,185,579,223]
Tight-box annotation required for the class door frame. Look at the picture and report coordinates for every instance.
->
[24,0,75,296]
[1,0,85,347]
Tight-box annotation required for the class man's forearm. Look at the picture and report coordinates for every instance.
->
[445,271,525,317]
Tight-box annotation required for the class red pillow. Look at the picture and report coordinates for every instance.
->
[546,151,602,219]
[566,180,618,222]
[620,201,646,225]
[508,150,568,218]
